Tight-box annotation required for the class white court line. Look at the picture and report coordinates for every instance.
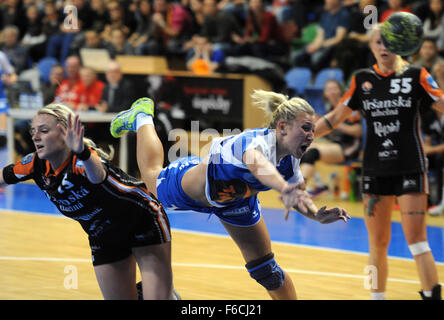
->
[0,255,441,286]
[172,228,444,266]
[2,209,444,266]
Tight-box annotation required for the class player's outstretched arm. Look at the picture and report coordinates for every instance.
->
[315,102,354,139]
[286,187,350,224]
[58,113,106,184]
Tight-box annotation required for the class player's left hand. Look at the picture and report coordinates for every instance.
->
[315,206,350,224]
[58,113,84,154]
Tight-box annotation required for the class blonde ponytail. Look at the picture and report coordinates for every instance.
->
[251,89,314,128]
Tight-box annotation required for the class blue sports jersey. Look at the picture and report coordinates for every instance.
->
[156,128,304,226]
[205,127,304,207]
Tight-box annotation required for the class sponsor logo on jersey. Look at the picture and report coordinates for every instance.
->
[75,159,84,168]
[373,120,401,137]
[21,153,34,165]
[362,96,412,111]
[378,149,398,160]
[382,139,394,149]
[426,75,439,90]
[403,179,417,188]
[362,81,373,93]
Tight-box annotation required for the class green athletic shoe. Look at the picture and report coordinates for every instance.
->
[110,97,154,138]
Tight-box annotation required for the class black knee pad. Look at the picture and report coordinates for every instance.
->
[300,148,320,165]
[245,253,285,291]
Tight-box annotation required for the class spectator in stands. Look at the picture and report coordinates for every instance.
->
[83,29,108,50]
[379,0,412,22]
[186,35,224,74]
[0,0,26,37]
[412,38,444,89]
[21,4,47,63]
[128,0,155,53]
[232,0,287,62]
[45,1,83,63]
[90,0,110,33]
[105,27,136,58]
[54,55,83,109]
[200,0,243,56]
[42,63,65,105]
[97,60,136,113]
[183,0,206,55]
[0,25,29,74]
[332,0,376,80]
[77,67,105,111]
[101,0,133,43]
[41,0,61,38]
[218,0,247,27]
[142,0,193,56]
[292,0,351,72]
[271,0,295,24]
[189,0,205,35]
[300,79,363,197]
[419,0,444,42]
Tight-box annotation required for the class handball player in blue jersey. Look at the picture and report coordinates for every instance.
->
[110,91,350,300]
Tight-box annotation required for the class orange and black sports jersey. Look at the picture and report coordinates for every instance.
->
[2,150,170,242]
[340,64,443,176]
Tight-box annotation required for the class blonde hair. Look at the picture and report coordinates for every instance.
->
[251,90,314,128]
[370,23,409,75]
[37,103,114,160]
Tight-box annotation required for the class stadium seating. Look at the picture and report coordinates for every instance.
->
[285,67,312,96]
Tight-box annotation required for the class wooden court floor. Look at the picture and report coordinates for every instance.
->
[1,193,443,300]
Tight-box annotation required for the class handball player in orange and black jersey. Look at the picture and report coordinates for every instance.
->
[315,24,443,300]
[0,103,177,300]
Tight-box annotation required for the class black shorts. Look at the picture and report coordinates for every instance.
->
[89,202,171,266]
[361,173,428,197]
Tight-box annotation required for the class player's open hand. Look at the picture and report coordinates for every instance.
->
[280,183,316,220]
[315,206,350,224]
[58,113,84,154]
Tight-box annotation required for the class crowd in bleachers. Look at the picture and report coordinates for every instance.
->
[1,1,444,107]
[2,0,444,212]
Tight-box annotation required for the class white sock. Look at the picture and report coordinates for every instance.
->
[136,113,153,131]
[370,292,386,300]
[422,290,432,297]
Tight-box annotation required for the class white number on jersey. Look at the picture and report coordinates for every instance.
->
[389,78,412,94]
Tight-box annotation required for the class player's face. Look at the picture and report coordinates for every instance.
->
[370,30,396,66]
[30,114,67,161]
[281,113,315,159]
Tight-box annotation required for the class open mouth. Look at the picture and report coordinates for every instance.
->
[35,145,44,151]
[300,144,309,153]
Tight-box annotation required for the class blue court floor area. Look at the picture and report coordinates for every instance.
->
[1,183,443,263]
